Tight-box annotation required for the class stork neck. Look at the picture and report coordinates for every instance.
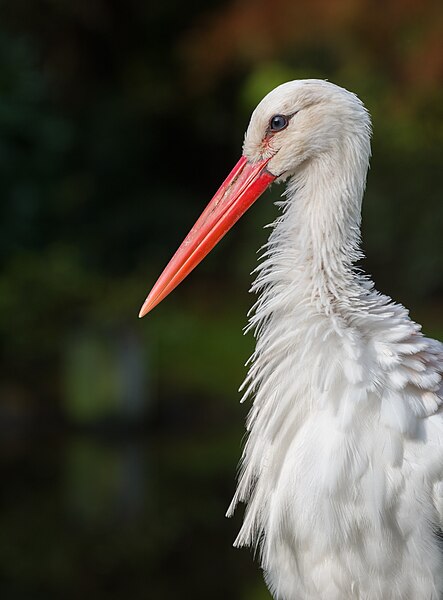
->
[272,147,368,307]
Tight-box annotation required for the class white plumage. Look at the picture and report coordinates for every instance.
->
[224,80,443,599]
[140,79,443,599]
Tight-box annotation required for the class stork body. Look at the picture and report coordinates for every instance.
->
[140,80,443,599]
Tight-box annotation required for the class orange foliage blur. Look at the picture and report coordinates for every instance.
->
[181,0,443,96]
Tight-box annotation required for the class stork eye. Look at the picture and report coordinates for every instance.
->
[270,114,288,132]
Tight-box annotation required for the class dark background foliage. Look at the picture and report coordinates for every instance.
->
[0,1,442,598]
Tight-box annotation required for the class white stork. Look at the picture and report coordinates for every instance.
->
[139,80,443,600]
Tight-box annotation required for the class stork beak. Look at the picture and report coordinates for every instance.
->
[139,155,276,317]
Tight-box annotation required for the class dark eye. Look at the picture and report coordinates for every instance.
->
[270,114,288,132]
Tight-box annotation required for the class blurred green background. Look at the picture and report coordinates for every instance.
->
[0,1,442,598]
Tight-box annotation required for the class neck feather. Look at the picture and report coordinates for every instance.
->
[251,140,370,321]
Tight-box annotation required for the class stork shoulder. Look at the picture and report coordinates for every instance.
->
[381,334,443,421]
[354,292,443,421]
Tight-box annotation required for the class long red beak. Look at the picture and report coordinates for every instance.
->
[139,155,276,317]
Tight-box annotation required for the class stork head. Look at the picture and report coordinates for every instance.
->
[244,79,371,181]
[139,80,370,317]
